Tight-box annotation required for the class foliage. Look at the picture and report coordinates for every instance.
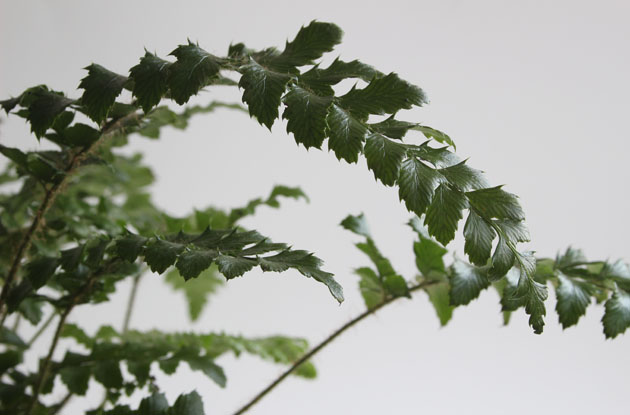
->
[0,20,627,415]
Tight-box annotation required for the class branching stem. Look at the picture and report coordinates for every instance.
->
[231,280,436,415]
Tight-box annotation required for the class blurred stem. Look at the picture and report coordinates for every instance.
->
[26,311,58,347]
[231,280,437,415]
[122,273,143,334]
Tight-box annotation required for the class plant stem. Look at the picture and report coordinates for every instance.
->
[50,392,73,415]
[122,273,143,334]
[0,111,141,318]
[24,276,99,415]
[27,311,58,347]
[231,280,436,415]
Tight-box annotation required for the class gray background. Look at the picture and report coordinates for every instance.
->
[1,0,629,414]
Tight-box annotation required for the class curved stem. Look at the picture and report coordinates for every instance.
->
[0,111,141,317]
[231,280,436,415]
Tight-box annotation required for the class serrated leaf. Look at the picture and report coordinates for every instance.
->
[168,43,222,105]
[494,219,530,243]
[176,250,217,280]
[282,85,333,149]
[340,213,371,238]
[276,21,343,69]
[369,117,417,140]
[398,157,441,216]
[438,160,486,191]
[20,86,74,138]
[355,267,385,309]
[300,58,379,95]
[143,239,185,273]
[79,64,128,123]
[424,183,466,245]
[0,144,28,168]
[61,323,93,348]
[515,252,547,334]
[0,95,21,113]
[602,289,630,338]
[129,51,172,112]
[215,255,257,279]
[63,123,101,147]
[449,260,489,306]
[0,327,26,349]
[463,210,495,266]
[171,391,205,415]
[115,233,148,263]
[355,239,396,278]
[239,59,292,129]
[364,132,407,186]
[425,282,454,326]
[555,273,592,329]
[467,186,525,221]
[26,153,64,183]
[601,260,630,291]
[326,104,367,163]
[489,235,515,279]
[413,125,455,148]
[339,73,427,120]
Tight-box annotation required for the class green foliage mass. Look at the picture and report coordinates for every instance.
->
[0,20,627,415]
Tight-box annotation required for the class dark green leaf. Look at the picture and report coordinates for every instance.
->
[276,21,343,69]
[467,186,525,221]
[413,125,455,148]
[185,356,226,387]
[60,365,91,395]
[398,157,441,216]
[424,183,466,245]
[238,59,291,129]
[176,249,217,280]
[24,256,58,289]
[369,117,417,140]
[449,260,489,306]
[79,64,128,123]
[215,255,257,279]
[94,361,123,389]
[143,239,185,273]
[168,42,222,105]
[0,95,21,113]
[364,132,407,186]
[115,233,148,263]
[555,273,592,329]
[438,160,486,191]
[602,289,630,339]
[129,51,172,112]
[0,144,27,169]
[515,252,547,334]
[326,104,367,163]
[463,210,495,266]
[339,73,427,120]
[489,235,515,279]
[282,85,333,149]
[555,247,587,269]
[300,58,379,95]
[20,86,74,138]
[64,123,101,147]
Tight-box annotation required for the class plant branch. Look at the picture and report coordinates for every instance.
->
[0,111,141,318]
[122,273,143,334]
[26,310,58,347]
[24,275,99,415]
[231,280,437,415]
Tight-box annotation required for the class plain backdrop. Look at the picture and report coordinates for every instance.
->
[1,1,629,414]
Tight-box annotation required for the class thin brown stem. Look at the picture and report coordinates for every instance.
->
[0,111,141,318]
[231,280,436,415]
[49,392,73,415]
[24,276,99,415]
